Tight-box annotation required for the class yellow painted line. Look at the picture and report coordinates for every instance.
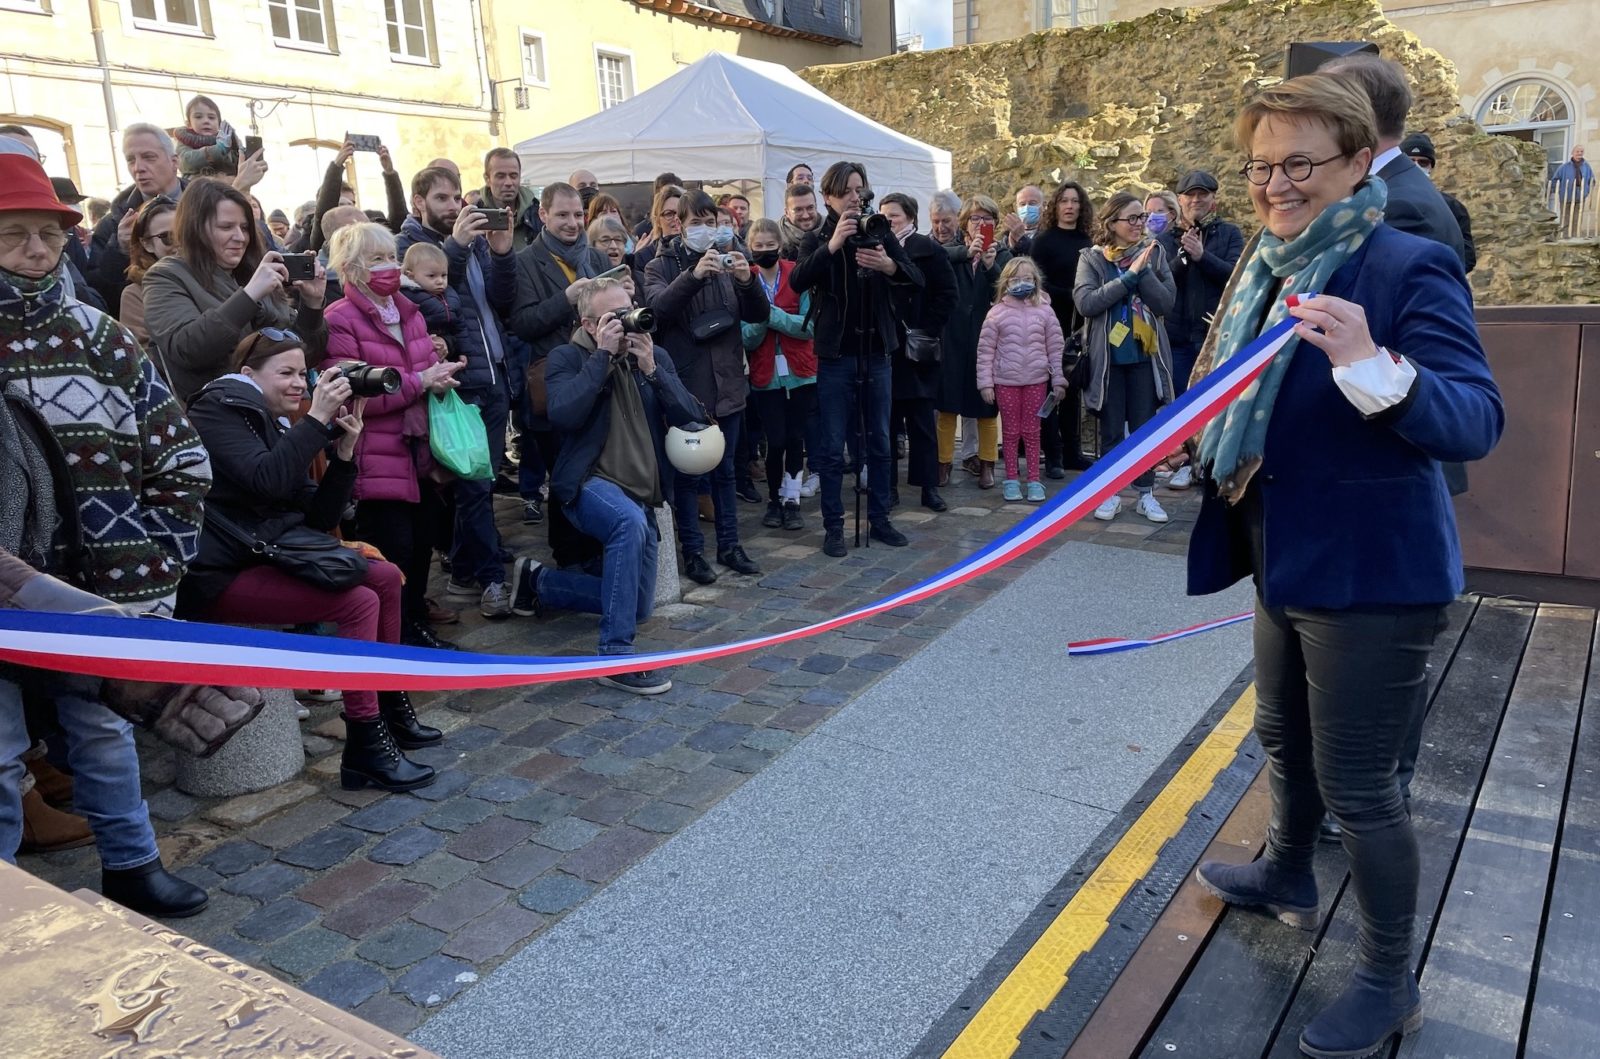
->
[942,685,1258,1059]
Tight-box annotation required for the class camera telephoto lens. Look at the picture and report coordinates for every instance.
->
[618,307,656,335]
[343,363,403,397]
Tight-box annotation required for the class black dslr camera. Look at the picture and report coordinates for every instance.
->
[311,361,402,398]
[845,188,895,252]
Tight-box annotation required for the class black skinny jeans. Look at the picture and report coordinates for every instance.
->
[751,384,817,501]
[355,486,445,628]
[1099,361,1158,490]
[1253,596,1447,973]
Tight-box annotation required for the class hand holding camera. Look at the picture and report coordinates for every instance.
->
[828,213,859,254]
[234,149,268,193]
[693,249,725,279]
[724,251,752,282]
[246,251,289,301]
[626,331,656,377]
[308,365,354,424]
[451,207,489,246]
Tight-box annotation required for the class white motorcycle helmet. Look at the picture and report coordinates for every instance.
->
[665,422,726,476]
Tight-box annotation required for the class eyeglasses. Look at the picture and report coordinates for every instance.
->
[260,327,301,343]
[1239,153,1349,186]
[1115,213,1148,225]
[146,231,176,248]
[0,226,69,251]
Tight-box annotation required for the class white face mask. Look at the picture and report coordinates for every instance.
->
[713,224,736,249]
[683,225,715,253]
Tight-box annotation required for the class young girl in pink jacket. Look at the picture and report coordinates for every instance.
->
[976,257,1067,501]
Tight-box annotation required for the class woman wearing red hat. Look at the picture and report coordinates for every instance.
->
[0,151,224,917]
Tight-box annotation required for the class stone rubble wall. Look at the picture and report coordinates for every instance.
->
[801,0,1599,306]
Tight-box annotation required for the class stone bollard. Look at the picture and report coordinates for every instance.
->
[175,687,306,797]
[653,503,681,608]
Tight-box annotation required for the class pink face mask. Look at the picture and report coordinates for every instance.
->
[366,263,401,296]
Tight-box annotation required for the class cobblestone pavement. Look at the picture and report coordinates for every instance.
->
[21,461,1203,1039]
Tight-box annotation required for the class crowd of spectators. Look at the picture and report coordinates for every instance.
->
[0,53,1482,935]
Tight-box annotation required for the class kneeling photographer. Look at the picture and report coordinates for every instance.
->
[511,279,704,697]
[642,189,770,585]
[790,162,925,558]
[182,329,437,791]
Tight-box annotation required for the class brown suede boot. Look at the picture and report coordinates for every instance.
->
[25,757,74,808]
[979,460,996,489]
[20,788,94,853]
[938,462,952,487]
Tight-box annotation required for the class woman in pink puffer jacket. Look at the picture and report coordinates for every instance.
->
[976,256,1067,501]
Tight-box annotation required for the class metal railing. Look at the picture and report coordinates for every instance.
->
[1546,179,1600,240]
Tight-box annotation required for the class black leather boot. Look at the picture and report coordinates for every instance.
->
[378,691,442,749]
[102,858,209,918]
[341,714,436,792]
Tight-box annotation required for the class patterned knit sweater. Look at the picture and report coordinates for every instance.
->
[0,269,211,614]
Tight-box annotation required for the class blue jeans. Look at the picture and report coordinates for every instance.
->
[539,478,659,655]
[514,390,547,499]
[1170,340,1200,398]
[671,409,743,556]
[1,675,158,869]
[817,355,893,530]
[452,385,510,587]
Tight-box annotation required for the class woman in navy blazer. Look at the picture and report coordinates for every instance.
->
[1187,75,1502,1059]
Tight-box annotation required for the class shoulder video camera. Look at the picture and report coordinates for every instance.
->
[846,189,894,252]
[310,361,402,398]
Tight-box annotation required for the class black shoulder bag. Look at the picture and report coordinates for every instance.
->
[205,509,368,592]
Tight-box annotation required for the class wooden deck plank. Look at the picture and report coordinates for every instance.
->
[1263,598,1536,1059]
[1523,611,1600,1059]
[1133,599,1483,1059]
[1060,769,1273,1059]
[1397,604,1593,1059]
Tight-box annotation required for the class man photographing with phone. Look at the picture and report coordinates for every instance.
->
[790,161,925,558]
[397,166,520,618]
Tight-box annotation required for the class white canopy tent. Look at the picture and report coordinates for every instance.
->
[512,51,952,226]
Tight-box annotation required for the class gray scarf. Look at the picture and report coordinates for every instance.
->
[541,227,600,279]
[0,389,59,568]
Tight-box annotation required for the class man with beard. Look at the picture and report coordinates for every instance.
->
[397,166,519,619]
[510,181,610,571]
[479,147,541,250]
[780,182,820,262]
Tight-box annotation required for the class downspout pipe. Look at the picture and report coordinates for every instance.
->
[85,0,120,165]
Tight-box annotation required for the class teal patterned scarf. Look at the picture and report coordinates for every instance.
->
[1197,178,1386,501]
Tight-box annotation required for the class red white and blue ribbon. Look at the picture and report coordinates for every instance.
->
[0,318,1301,691]
[1067,611,1254,657]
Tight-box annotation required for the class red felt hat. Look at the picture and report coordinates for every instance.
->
[0,153,84,227]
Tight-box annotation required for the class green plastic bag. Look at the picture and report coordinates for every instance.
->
[428,391,494,480]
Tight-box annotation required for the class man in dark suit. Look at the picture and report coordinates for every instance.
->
[1400,133,1476,274]
[510,181,611,570]
[1323,55,1467,273]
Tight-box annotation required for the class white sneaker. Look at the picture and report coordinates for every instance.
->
[1094,495,1122,521]
[480,581,511,619]
[800,472,820,498]
[1167,465,1193,490]
[1136,494,1170,523]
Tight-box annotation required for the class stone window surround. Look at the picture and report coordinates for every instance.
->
[1470,64,1597,163]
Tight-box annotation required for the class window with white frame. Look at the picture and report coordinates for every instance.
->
[384,0,434,63]
[267,0,331,48]
[521,31,548,87]
[0,0,51,14]
[130,0,205,32]
[812,0,823,15]
[595,49,633,110]
[842,0,855,36]
[1477,78,1575,180]
[1046,0,1100,28]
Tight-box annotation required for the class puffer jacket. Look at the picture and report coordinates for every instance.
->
[399,276,484,366]
[323,290,439,503]
[976,295,1067,390]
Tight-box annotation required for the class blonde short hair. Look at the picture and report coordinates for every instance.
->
[586,214,628,245]
[403,241,447,272]
[993,256,1043,305]
[576,276,631,320]
[1145,189,1179,218]
[327,222,397,289]
[1235,72,1379,158]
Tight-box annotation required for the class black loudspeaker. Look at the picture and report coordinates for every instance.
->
[1285,41,1379,79]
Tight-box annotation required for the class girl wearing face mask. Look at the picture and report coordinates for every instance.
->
[975,257,1067,502]
[323,223,465,650]
[740,218,815,530]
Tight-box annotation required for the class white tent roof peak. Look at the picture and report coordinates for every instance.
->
[512,50,951,221]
